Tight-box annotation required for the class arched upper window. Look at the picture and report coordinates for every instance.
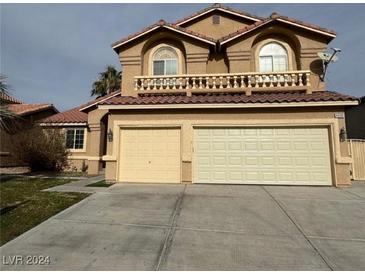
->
[259,42,288,72]
[152,46,178,76]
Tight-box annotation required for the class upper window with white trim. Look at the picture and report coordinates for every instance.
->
[152,46,178,76]
[66,128,85,150]
[259,42,288,72]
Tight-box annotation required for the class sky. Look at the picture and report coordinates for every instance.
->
[1,3,365,111]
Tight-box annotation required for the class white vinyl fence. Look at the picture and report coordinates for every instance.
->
[348,139,365,180]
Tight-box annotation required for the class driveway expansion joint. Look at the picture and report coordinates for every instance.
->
[261,186,334,271]
[155,185,186,271]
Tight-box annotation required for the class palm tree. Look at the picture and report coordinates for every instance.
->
[91,66,121,97]
[0,74,20,133]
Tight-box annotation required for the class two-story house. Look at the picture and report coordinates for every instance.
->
[42,4,358,186]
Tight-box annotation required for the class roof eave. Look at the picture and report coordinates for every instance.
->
[98,100,358,110]
[220,18,337,46]
[111,24,216,52]
[79,91,121,112]
[39,122,88,126]
[16,105,58,117]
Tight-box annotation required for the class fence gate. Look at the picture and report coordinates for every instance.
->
[349,139,365,180]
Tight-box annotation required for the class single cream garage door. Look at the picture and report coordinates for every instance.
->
[119,128,181,183]
[193,127,332,185]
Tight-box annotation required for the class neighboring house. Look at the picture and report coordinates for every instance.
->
[345,96,365,140]
[42,4,358,186]
[0,92,58,167]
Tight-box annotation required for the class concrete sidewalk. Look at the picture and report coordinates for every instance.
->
[43,175,106,193]
[1,182,364,270]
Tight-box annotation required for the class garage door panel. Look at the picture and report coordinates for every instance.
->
[194,127,332,185]
[119,128,180,183]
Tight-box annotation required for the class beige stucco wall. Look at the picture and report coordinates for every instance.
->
[118,30,211,96]
[116,21,330,96]
[224,23,328,91]
[102,106,352,187]
[181,11,253,39]
[66,159,89,172]
[84,108,109,175]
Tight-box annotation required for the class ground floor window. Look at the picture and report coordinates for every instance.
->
[66,128,85,149]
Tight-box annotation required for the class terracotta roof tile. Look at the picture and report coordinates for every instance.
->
[7,103,57,116]
[220,13,336,44]
[100,91,357,106]
[174,3,263,26]
[269,12,336,36]
[41,91,121,124]
[0,92,23,104]
[111,20,216,50]
[41,106,88,124]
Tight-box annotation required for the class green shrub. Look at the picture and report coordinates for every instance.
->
[11,127,69,172]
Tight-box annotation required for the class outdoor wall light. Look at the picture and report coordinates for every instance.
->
[107,129,113,142]
[339,127,347,142]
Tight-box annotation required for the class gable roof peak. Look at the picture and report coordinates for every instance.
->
[174,3,263,26]
[270,12,280,19]
[158,19,166,25]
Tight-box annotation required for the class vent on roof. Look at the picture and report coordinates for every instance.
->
[212,14,220,25]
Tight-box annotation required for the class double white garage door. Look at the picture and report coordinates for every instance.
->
[119,127,332,185]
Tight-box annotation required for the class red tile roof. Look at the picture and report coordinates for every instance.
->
[0,92,23,104]
[220,13,336,45]
[7,103,57,116]
[270,12,336,36]
[41,91,121,124]
[99,91,357,106]
[174,3,263,26]
[111,5,336,51]
[111,19,216,51]
[41,106,88,124]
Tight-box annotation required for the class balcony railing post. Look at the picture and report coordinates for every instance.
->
[212,76,216,89]
[233,76,238,88]
[248,75,252,88]
[192,77,196,89]
[291,73,296,86]
[134,78,138,91]
[219,76,223,89]
[226,76,231,88]
[305,72,311,87]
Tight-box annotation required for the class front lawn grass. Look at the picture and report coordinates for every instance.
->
[28,171,88,177]
[86,180,113,187]
[0,177,89,246]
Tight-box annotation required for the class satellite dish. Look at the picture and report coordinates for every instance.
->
[317,52,338,63]
[317,48,342,81]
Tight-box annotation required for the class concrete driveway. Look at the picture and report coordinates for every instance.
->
[1,182,365,270]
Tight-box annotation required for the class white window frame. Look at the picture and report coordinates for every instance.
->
[259,42,289,73]
[152,46,178,76]
[148,43,183,76]
[65,128,87,152]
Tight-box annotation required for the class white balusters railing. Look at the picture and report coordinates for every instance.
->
[134,71,311,93]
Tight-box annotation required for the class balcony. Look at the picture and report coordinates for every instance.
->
[134,70,311,95]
